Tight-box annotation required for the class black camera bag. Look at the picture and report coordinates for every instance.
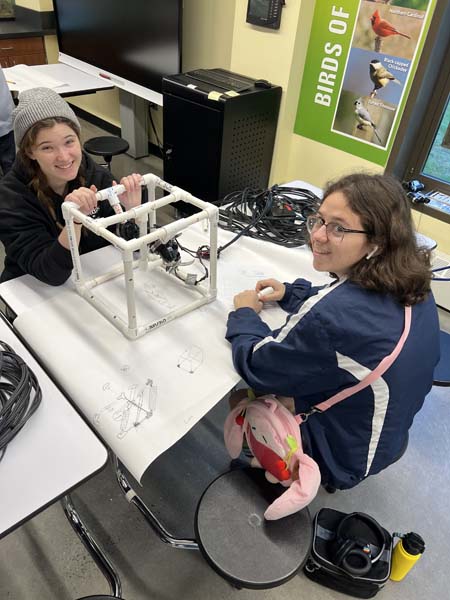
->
[304,508,392,598]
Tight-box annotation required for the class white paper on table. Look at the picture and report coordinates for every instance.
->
[13,227,330,482]
[13,281,288,483]
[15,286,236,483]
[4,64,65,92]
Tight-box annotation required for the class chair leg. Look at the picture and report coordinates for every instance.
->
[113,456,198,551]
[61,494,122,598]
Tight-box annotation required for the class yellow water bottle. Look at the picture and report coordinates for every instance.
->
[390,532,425,581]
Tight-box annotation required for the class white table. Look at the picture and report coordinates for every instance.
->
[0,219,330,484]
[5,63,113,96]
[0,314,108,539]
[5,61,148,157]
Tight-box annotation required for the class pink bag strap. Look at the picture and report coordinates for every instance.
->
[295,305,411,424]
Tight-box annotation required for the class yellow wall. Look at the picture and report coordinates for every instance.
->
[229,0,383,188]
[16,0,53,10]
[34,0,448,252]
[15,0,40,9]
[182,0,236,72]
[44,0,236,141]
[225,0,448,252]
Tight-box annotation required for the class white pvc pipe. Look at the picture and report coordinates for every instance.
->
[208,208,219,296]
[64,172,219,339]
[123,250,138,332]
[78,287,134,338]
[138,296,210,336]
[61,201,84,284]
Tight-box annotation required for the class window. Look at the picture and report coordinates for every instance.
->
[404,56,450,218]
[422,94,450,187]
[388,0,450,224]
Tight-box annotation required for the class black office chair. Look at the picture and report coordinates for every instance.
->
[83,136,129,171]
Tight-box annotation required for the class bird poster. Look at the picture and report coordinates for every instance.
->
[294,0,437,166]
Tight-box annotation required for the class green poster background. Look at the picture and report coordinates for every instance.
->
[294,0,437,166]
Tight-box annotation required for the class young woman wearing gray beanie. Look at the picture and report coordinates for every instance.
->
[0,87,142,285]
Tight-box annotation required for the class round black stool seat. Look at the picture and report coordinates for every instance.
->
[195,467,312,589]
[83,136,129,163]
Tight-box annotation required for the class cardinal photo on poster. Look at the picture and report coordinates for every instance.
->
[352,0,428,61]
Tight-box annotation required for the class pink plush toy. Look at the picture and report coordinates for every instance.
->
[224,395,321,520]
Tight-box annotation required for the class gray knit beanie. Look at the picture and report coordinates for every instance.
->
[13,87,81,146]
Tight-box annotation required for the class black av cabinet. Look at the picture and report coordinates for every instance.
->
[162,68,282,205]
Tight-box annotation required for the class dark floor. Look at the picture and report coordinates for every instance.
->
[0,119,449,600]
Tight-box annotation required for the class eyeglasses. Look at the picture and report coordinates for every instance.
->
[306,215,369,242]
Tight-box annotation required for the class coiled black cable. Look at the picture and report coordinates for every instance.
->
[216,185,320,253]
[0,341,42,462]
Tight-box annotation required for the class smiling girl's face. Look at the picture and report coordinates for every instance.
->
[27,122,82,194]
[310,191,375,277]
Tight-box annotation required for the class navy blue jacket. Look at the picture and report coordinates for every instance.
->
[226,278,440,489]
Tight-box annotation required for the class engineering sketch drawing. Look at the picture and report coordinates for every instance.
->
[177,345,203,374]
[94,379,157,439]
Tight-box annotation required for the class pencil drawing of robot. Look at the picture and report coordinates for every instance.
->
[177,345,203,374]
[143,282,177,310]
[94,379,157,438]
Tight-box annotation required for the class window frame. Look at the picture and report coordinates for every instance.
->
[403,50,450,195]
[387,0,450,225]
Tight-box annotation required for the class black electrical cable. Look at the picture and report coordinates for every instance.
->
[148,105,164,158]
[215,185,320,254]
[175,239,209,284]
[0,341,42,462]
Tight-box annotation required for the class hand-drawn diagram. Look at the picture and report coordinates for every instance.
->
[143,282,177,310]
[94,379,157,439]
[177,345,203,374]
[220,268,267,305]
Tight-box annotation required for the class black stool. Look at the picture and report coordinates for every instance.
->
[83,136,129,170]
[195,467,312,589]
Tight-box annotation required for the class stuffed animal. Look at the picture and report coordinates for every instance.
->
[224,395,321,520]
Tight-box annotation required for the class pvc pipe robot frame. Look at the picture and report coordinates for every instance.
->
[62,174,218,339]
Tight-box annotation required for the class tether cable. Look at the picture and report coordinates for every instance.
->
[0,341,42,462]
[215,185,320,253]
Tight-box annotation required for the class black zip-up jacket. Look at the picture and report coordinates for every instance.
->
[0,152,114,285]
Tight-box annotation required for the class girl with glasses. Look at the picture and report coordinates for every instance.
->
[226,173,439,491]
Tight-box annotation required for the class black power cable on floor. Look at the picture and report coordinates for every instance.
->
[0,341,42,462]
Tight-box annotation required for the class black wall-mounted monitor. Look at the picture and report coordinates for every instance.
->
[53,0,182,106]
[246,0,283,30]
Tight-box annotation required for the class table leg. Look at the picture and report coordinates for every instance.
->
[61,494,122,598]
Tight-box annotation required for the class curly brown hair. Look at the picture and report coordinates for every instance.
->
[18,117,84,229]
[321,173,432,306]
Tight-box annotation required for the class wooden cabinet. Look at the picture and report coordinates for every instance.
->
[0,36,47,68]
